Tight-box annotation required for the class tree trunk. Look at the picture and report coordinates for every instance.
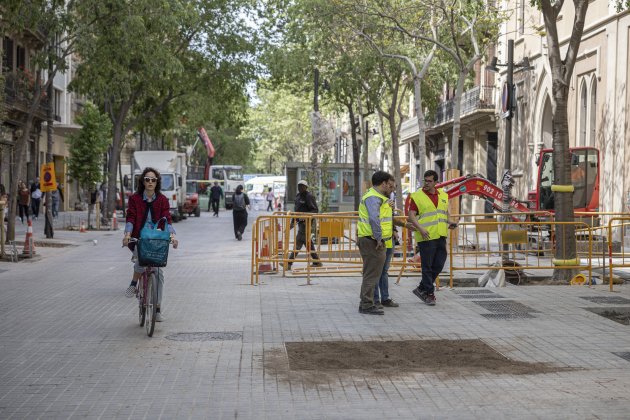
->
[449,71,467,171]
[551,84,577,281]
[413,75,427,181]
[105,119,124,222]
[44,62,55,239]
[7,117,35,242]
[387,113,403,209]
[348,106,361,211]
[377,112,386,171]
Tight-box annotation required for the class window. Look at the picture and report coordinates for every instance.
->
[2,37,14,71]
[16,44,25,69]
[54,89,62,121]
[225,168,243,181]
[579,80,587,147]
[211,168,224,180]
[325,171,339,203]
[589,79,597,147]
[342,171,355,202]
[518,0,525,34]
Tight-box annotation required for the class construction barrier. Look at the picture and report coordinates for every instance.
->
[608,217,630,291]
[448,216,593,287]
[252,210,628,288]
[250,212,415,285]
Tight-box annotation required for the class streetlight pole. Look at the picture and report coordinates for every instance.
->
[504,39,514,172]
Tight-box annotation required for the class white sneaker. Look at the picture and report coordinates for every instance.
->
[155,313,165,322]
[125,284,137,298]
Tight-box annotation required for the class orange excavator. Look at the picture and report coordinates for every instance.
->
[405,146,600,215]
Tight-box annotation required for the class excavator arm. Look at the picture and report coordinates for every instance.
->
[437,174,531,213]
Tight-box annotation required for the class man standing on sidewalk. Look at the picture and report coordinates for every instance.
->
[357,171,396,315]
[408,170,457,306]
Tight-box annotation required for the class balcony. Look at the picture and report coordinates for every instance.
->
[3,71,50,121]
[430,85,496,128]
[399,85,497,143]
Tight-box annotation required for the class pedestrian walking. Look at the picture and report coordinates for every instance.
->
[287,180,322,269]
[30,178,41,219]
[265,187,274,211]
[232,185,250,240]
[209,181,223,217]
[407,170,458,306]
[357,171,396,315]
[18,180,30,223]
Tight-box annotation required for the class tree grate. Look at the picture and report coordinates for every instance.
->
[613,352,630,362]
[481,313,535,320]
[165,332,242,342]
[452,289,496,295]
[580,296,630,305]
[473,300,540,313]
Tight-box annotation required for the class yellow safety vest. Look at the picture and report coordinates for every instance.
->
[410,188,449,242]
[358,188,393,247]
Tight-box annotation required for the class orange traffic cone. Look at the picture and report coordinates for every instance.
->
[22,217,36,256]
[79,219,86,233]
[111,211,118,230]
[258,231,274,273]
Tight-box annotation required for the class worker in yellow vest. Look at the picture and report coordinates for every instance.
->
[357,171,397,315]
[407,170,458,306]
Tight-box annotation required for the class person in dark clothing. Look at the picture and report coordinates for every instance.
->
[287,180,322,269]
[209,181,224,216]
[232,185,250,240]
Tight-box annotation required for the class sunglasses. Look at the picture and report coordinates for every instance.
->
[144,177,158,183]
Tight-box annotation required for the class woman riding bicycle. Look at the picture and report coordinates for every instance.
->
[122,167,179,322]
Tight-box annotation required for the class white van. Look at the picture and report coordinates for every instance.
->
[245,176,286,210]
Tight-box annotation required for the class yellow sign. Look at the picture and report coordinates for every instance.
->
[40,162,58,192]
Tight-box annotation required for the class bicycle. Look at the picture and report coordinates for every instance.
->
[128,238,171,337]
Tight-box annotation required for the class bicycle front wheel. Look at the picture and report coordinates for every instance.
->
[138,278,146,327]
[145,272,157,337]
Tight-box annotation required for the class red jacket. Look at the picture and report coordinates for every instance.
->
[126,192,172,239]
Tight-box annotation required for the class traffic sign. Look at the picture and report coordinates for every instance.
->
[40,162,57,192]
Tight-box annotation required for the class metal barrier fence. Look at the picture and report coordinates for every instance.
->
[608,217,630,291]
[252,211,628,288]
[250,212,415,285]
[449,217,593,287]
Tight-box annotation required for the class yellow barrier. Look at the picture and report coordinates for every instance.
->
[250,213,416,285]
[449,217,593,287]
[607,217,630,291]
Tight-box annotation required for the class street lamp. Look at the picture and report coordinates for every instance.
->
[485,39,533,262]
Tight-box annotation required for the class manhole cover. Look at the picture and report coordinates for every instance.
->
[613,352,630,362]
[580,296,630,305]
[452,289,496,295]
[458,294,504,299]
[481,313,535,319]
[165,332,242,342]
[474,300,539,313]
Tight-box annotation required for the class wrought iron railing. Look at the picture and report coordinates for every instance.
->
[430,85,496,127]
[3,72,50,116]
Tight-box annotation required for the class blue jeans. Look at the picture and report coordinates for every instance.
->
[374,247,394,303]
[417,237,447,295]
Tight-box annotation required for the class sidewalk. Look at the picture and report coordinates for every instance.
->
[0,211,629,418]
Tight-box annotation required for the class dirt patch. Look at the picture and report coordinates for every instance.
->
[586,307,630,325]
[264,339,568,385]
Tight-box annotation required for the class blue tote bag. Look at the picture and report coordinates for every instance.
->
[137,217,170,267]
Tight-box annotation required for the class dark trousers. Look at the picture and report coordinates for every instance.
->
[232,209,248,237]
[31,198,41,218]
[18,204,29,222]
[417,237,447,294]
[210,199,220,215]
[288,222,320,262]
[266,200,273,211]
[358,237,386,310]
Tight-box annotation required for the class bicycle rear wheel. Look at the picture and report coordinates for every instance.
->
[145,272,157,337]
[138,277,146,327]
